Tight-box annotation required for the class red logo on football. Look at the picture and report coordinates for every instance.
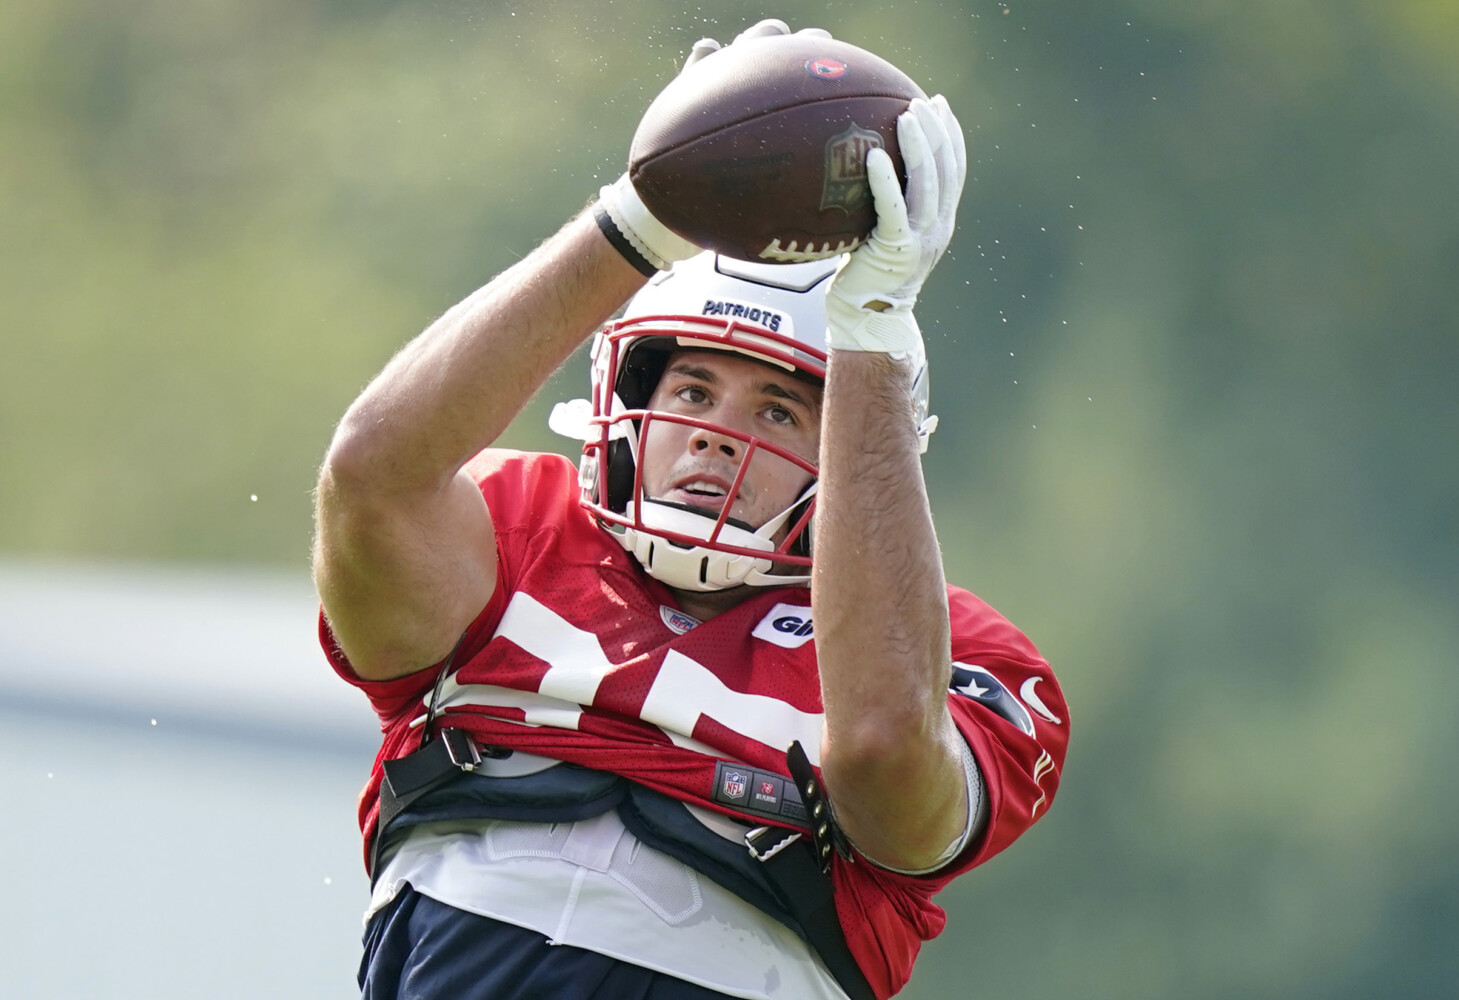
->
[806,58,848,80]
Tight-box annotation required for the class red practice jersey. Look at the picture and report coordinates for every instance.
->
[323,449,1068,999]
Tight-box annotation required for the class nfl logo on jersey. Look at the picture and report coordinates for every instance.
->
[721,770,748,800]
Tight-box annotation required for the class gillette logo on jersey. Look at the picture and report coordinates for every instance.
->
[753,603,816,648]
[701,298,788,333]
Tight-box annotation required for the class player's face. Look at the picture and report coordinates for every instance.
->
[640,349,821,534]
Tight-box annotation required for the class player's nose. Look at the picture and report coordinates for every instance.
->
[688,422,741,459]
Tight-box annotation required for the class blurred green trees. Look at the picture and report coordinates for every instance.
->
[3,1,1455,997]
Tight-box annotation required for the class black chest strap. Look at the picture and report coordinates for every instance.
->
[620,780,874,1000]
[373,728,487,877]
[370,730,875,1000]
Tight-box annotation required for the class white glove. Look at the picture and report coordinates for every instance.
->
[596,19,831,274]
[681,19,832,67]
[826,95,967,358]
[595,174,699,274]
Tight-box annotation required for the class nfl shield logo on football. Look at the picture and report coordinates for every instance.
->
[722,770,747,799]
[821,124,883,213]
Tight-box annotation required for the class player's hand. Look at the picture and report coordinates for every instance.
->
[826,95,966,357]
[595,172,698,274]
[682,19,832,69]
[596,19,834,273]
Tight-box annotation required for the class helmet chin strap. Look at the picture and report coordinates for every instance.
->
[619,482,817,592]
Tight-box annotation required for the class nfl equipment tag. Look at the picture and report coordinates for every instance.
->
[712,759,809,827]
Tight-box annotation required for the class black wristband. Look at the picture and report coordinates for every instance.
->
[593,203,659,277]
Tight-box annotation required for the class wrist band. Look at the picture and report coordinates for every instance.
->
[593,203,658,277]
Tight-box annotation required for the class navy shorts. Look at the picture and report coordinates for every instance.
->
[360,885,736,1000]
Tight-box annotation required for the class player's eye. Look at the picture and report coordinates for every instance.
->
[675,385,710,405]
[764,403,795,426]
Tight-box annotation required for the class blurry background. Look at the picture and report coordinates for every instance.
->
[2,0,1455,997]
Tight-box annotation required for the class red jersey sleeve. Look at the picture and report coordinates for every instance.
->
[320,448,584,720]
[941,587,1067,873]
[317,449,586,851]
[840,586,1066,889]
[830,588,1067,998]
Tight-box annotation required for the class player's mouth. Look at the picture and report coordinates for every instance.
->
[664,474,740,512]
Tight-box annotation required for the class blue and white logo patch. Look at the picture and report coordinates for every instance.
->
[752,603,816,648]
[721,769,748,802]
[950,662,1035,735]
[660,605,702,635]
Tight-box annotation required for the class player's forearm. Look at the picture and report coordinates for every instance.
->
[811,349,965,865]
[324,211,646,495]
[813,351,951,717]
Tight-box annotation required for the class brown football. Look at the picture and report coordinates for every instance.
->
[629,34,926,263]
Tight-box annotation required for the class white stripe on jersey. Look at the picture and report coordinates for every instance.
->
[643,651,825,765]
[432,680,585,730]
[425,592,827,762]
[501,593,617,703]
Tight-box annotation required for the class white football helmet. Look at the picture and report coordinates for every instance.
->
[550,251,936,592]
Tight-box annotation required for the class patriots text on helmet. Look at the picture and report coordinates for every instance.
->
[701,299,785,332]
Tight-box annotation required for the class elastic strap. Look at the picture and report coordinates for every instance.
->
[763,740,874,1000]
[369,633,469,877]
[786,739,852,873]
[754,835,877,1000]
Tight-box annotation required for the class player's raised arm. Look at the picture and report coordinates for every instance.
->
[313,27,755,683]
[312,216,647,681]
[813,96,973,871]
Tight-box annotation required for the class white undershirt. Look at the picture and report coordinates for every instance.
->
[368,746,982,1000]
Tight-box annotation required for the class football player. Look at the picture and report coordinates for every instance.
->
[314,18,1066,1000]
